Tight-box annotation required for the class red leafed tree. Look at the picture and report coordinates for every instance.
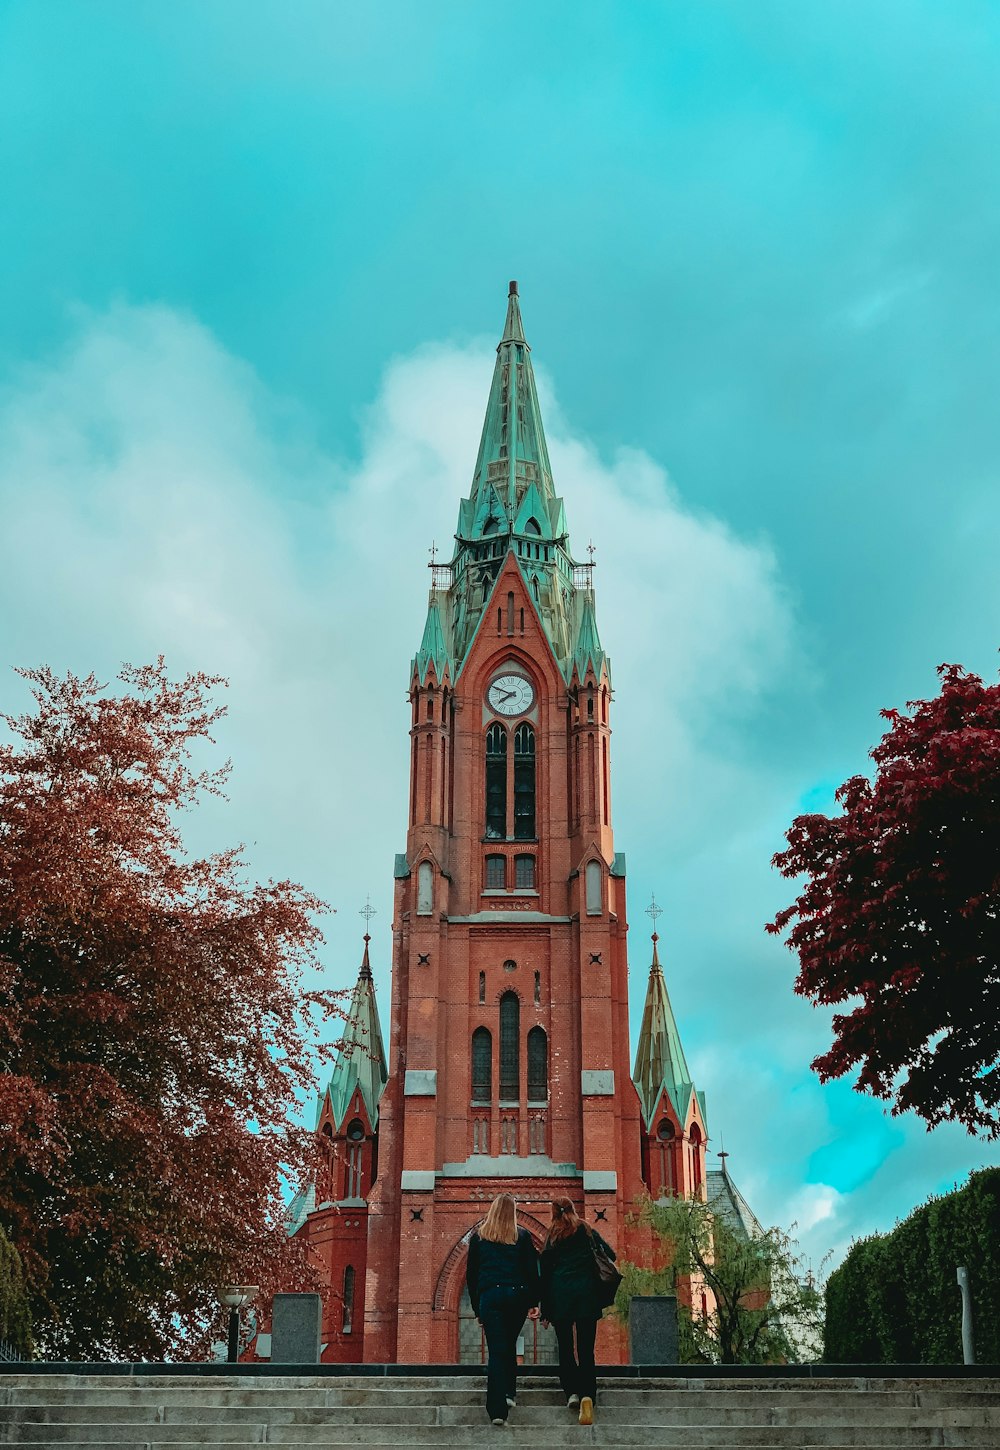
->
[0,661,344,1358]
[769,663,1000,1136]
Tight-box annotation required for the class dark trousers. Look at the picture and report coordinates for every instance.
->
[479,1286,527,1421]
[553,1315,598,1403]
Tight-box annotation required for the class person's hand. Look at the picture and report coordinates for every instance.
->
[541,1319,550,1329]
[527,1307,539,1320]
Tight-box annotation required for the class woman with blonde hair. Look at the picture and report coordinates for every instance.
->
[540,1196,617,1425]
[465,1193,540,1426]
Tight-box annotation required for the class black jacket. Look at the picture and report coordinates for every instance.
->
[540,1224,616,1323]
[466,1228,540,1317]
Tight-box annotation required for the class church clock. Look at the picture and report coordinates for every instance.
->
[487,673,535,717]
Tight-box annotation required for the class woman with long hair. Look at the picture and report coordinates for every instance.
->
[465,1193,540,1426]
[540,1196,616,1425]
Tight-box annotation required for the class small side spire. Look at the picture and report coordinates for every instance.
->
[632,903,702,1129]
[413,590,450,684]
[319,926,388,1132]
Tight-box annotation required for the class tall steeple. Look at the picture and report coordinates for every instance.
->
[416,281,609,683]
[632,930,706,1129]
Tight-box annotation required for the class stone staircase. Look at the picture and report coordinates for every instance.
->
[2,1370,1000,1448]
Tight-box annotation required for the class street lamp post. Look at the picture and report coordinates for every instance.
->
[218,1285,259,1364]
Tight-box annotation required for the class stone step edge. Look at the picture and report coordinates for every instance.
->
[6,1363,1000,1379]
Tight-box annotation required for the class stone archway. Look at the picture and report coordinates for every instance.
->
[435,1210,560,1365]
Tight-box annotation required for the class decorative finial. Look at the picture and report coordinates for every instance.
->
[509,279,518,296]
[428,540,438,568]
[360,897,377,939]
[587,540,597,565]
[646,893,663,935]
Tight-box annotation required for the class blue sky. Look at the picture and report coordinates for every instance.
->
[2,0,999,1272]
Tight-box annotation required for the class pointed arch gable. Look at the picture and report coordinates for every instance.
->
[432,1209,552,1311]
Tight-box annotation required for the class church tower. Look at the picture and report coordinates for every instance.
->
[363,282,645,1364]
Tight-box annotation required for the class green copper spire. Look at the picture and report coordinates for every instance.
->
[318,934,388,1133]
[413,589,449,685]
[572,587,609,683]
[467,279,554,525]
[445,282,583,672]
[633,932,704,1129]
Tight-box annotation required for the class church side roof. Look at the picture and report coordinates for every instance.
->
[318,935,388,1133]
[706,1162,765,1243]
[632,932,699,1129]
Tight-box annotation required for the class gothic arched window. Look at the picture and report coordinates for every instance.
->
[513,724,535,840]
[499,992,520,1101]
[690,1123,704,1193]
[417,861,433,915]
[485,724,507,839]
[472,1027,492,1104]
[527,1026,548,1102]
[585,859,602,915]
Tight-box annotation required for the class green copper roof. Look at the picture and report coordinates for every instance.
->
[572,589,608,682]
[318,936,388,1133]
[413,591,449,684]
[632,933,702,1129]
[468,281,554,516]
[414,284,613,684]
[442,283,582,673]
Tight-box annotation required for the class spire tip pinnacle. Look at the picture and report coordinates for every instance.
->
[508,279,518,296]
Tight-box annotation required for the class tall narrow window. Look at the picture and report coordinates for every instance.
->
[485,724,507,839]
[690,1123,704,1193]
[585,859,602,915]
[534,970,541,1005]
[499,992,520,1101]
[417,861,433,915]
[485,854,506,890]
[478,970,486,1004]
[514,855,535,889]
[527,1026,548,1101]
[513,724,535,839]
[507,590,515,635]
[343,1265,355,1333]
[472,1027,492,1103]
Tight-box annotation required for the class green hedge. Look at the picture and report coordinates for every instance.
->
[0,1223,32,1359]
[825,1167,1000,1363]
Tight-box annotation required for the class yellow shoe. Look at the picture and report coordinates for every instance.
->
[578,1396,594,1425]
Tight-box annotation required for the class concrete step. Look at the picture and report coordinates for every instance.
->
[3,1373,999,1449]
[5,1402,1000,1428]
[0,1389,964,1410]
[8,1427,1000,1448]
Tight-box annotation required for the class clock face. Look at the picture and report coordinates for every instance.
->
[488,673,535,717]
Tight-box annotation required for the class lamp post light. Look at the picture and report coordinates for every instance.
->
[218,1285,258,1363]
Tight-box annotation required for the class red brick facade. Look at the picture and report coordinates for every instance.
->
[276,285,710,1365]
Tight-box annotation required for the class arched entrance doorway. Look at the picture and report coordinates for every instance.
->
[457,1285,559,1365]
[438,1209,560,1365]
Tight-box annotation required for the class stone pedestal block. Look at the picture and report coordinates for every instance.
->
[270,1293,322,1363]
[628,1293,679,1365]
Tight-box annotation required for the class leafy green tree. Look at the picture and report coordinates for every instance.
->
[0,1222,32,1358]
[617,1195,824,1364]
[0,662,345,1359]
